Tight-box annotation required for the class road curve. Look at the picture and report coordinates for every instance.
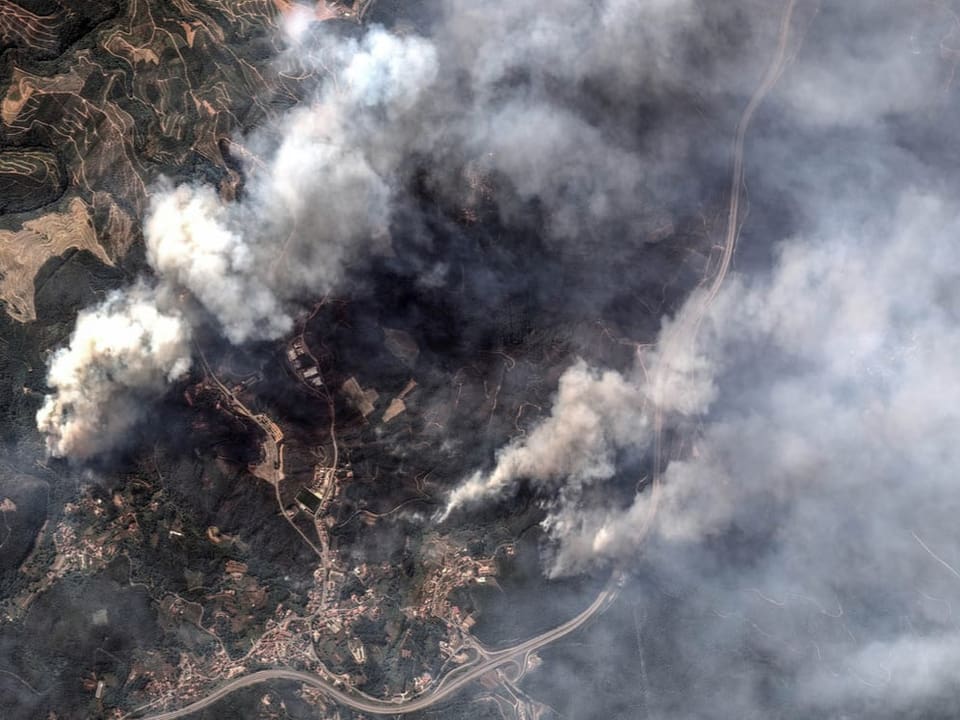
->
[132,575,620,719]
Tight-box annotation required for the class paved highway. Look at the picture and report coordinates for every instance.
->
[704,0,799,311]
[644,0,801,544]
[132,574,621,719]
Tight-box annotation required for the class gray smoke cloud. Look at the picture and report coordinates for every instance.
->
[35,282,191,460]
[440,1,960,716]
[37,28,439,456]
[144,28,439,344]
[37,0,736,458]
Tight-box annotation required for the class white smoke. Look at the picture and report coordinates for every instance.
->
[144,28,438,345]
[38,28,438,457]
[441,360,650,518]
[145,185,291,344]
[35,283,191,460]
[440,312,717,522]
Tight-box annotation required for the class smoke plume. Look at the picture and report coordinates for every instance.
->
[37,28,439,456]
[438,1,960,716]
[441,361,650,518]
[144,29,439,344]
[35,283,191,460]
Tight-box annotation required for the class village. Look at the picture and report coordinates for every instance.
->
[33,463,517,713]
[22,315,523,714]
[2,286,538,719]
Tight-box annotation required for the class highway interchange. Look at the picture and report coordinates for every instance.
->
[132,574,622,719]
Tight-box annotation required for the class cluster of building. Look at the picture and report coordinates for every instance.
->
[287,338,325,391]
[293,458,341,519]
[407,540,504,627]
[41,350,526,713]
[3,490,144,621]
[134,650,238,713]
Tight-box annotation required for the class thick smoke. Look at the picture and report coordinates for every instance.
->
[439,310,719,521]
[441,361,650,517]
[144,29,438,344]
[27,0,960,716]
[441,1,960,716]
[37,0,740,458]
[35,283,191,460]
[37,28,438,456]
[144,184,291,344]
